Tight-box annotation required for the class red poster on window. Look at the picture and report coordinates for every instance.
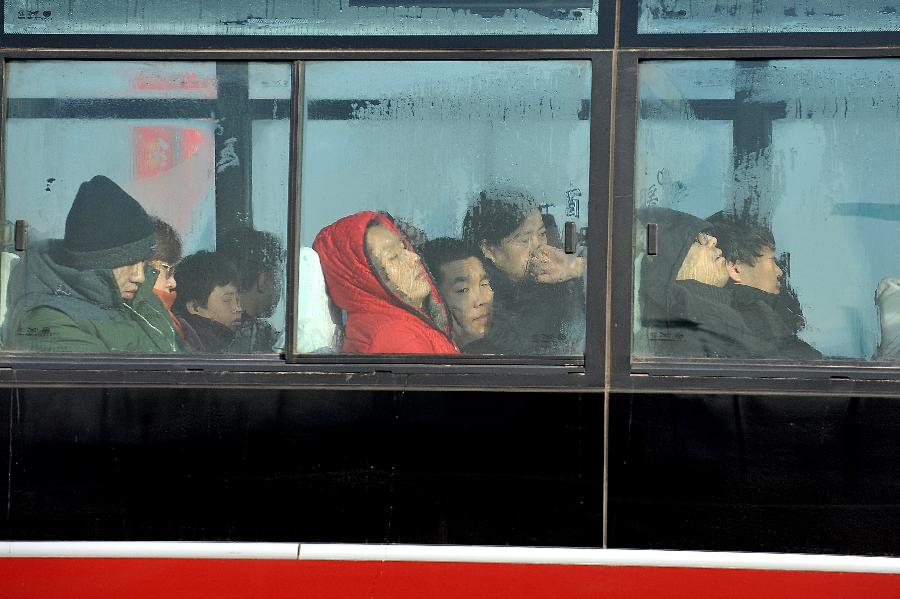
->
[134,126,175,179]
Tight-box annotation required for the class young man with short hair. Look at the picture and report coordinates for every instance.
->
[707,212,820,359]
[419,237,494,350]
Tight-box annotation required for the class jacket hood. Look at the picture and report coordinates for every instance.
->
[313,211,451,337]
[15,239,122,311]
[636,207,713,317]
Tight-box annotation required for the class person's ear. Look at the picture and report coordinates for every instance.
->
[725,261,742,284]
[480,240,495,264]
[186,300,200,315]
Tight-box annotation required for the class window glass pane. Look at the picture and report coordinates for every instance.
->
[298,60,591,356]
[1,61,290,355]
[6,0,599,36]
[633,59,900,362]
[638,0,900,34]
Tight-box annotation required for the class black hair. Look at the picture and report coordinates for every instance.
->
[172,250,239,313]
[217,228,284,292]
[150,217,182,265]
[419,237,480,284]
[707,211,776,266]
[462,186,538,249]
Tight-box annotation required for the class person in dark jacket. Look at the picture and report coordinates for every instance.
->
[171,251,245,354]
[461,186,585,355]
[707,212,821,360]
[218,227,283,353]
[635,206,758,359]
[313,211,458,354]
[419,237,494,350]
[6,175,181,353]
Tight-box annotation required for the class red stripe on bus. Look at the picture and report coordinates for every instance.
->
[1,559,899,598]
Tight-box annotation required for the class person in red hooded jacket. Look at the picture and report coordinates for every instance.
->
[313,211,459,354]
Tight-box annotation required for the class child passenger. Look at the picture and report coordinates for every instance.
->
[313,211,458,354]
[171,251,244,353]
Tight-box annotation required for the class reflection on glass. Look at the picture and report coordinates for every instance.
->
[639,0,900,34]
[1,61,290,354]
[297,61,591,356]
[6,0,598,36]
[634,58,900,362]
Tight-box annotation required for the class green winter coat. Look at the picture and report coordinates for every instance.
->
[6,240,182,353]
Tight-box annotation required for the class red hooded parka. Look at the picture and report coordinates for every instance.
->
[313,211,459,354]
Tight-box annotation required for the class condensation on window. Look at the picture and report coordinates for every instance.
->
[7,61,218,99]
[638,0,900,34]
[296,61,591,356]
[1,61,290,355]
[6,0,599,36]
[633,59,900,363]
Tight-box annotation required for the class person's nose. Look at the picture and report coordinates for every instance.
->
[234,297,243,313]
[475,285,493,307]
[167,275,177,291]
[132,263,145,284]
[776,263,784,277]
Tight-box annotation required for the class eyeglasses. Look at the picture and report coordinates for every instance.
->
[152,260,174,279]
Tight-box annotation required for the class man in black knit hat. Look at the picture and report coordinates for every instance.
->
[5,175,181,353]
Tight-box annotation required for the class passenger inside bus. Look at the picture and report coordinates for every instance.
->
[706,212,821,360]
[5,176,181,353]
[148,217,185,342]
[313,211,458,354]
[875,277,900,360]
[171,251,244,354]
[462,186,585,355]
[419,237,494,350]
[636,206,753,359]
[218,228,284,354]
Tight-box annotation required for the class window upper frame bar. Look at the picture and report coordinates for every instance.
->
[618,1,900,48]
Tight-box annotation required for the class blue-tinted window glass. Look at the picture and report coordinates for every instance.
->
[297,61,591,356]
[639,0,900,34]
[6,0,598,36]
[634,59,900,362]
[1,61,290,355]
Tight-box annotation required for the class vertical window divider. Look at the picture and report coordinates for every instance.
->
[285,59,305,360]
[0,56,6,240]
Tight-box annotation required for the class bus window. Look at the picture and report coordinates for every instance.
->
[296,61,591,356]
[637,0,900,35]
[633,58,900,363]
[4,0,600,36]
[1,60,290,355]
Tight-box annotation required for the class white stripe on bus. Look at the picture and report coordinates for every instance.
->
[3,542,900,574]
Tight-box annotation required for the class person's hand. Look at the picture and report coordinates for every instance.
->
[527,245,585,284]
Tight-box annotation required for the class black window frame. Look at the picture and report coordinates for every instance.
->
[0,48,610,392]
[610,48,900,399]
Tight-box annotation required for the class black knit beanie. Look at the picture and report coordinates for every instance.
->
[59,176,156,270]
